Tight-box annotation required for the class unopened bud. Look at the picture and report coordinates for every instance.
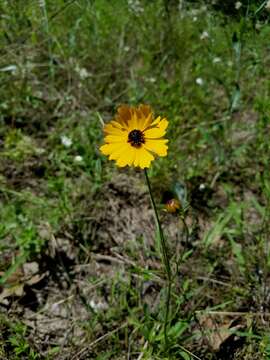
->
[165,199,181,213]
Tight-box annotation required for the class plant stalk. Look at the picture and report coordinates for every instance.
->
[144,168,172,348]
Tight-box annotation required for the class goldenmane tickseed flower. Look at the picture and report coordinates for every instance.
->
[100,105,168,169]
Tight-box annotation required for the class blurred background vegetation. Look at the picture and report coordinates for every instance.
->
[1,0,270,359]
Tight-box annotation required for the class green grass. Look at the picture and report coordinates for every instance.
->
[1,0,270,359]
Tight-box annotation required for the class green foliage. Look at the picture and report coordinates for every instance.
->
[1,0,270,358]
[0,316,40,360]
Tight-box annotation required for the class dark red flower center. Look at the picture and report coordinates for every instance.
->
[128,129,145,148]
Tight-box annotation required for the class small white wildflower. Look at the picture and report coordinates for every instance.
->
[193,16,198,22]
[123,46,130,52]
[213,57,221,64]
[75,65,89,80]
[89,300,108,311]
[51,303,59,313]
[127,0,143,14]
[61,135,72,148]
[148,77,156,83]
[200,31,209,40]
[235,1,242,10]
[78,68,89,80]
[196,77,204,86]
[255,22,262,30]
[74,155,83,162]
[199,183,206,191]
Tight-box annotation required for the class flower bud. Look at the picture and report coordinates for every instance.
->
[165,199,181,213]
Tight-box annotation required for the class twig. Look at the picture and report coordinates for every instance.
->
[195,310,270,317]
[196,276,232,288]
[93,253,125,265]
[177,345,202,360]
[137,340,148,360]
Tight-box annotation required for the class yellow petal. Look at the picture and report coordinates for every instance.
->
[111,120,128,130]
[144,139,168,157]
[144,118,168,139]
[132,147,154,168]
[158,118,168,131]
[116,157,127,167]
[134,149,140,167]
[141,113,153,131]
[138,104,152,118]
[151,116,161,126]
[127,112,139,131]
[143,127,165,139]
[104,134,128,143]
[116,105,134,127]
[100,143,124,155]
[109,143,130,160]
[110,120,122,128]
[126,147,136,166]
[104,123,127,136]
[149,117,168,129]
[138,148,154,168]
[115,146,136,167]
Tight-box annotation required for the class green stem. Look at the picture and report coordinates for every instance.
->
[144,169,172,348]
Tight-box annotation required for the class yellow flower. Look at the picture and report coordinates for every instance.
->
[100,104,168,169]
